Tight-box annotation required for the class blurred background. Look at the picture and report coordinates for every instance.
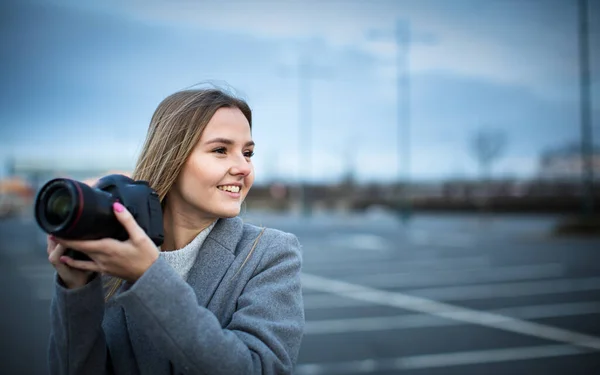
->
[1,0,599,374]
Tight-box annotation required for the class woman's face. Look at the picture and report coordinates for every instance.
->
[169,106,255,221]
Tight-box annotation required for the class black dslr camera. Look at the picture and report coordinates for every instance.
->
[34,174,164,261]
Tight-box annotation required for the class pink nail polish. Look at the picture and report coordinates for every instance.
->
[113,202,124,212]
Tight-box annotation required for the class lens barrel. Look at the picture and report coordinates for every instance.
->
[34,178,126,241]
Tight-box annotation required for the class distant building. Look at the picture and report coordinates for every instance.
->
[538,143,600,181]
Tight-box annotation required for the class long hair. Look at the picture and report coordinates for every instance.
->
[104,87,252,301]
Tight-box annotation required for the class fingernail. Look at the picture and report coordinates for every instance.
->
[59,256,68,263]
[113,202,124,212]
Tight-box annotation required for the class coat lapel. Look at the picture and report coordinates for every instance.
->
[186,217,243,307]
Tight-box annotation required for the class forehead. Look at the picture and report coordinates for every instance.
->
[201,107,251,138]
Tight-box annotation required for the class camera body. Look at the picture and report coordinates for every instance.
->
[93,174,164,245]
[35,174,164,261]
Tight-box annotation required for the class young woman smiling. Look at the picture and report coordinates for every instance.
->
[47,88,305,375]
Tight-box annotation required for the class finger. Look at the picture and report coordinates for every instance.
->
[59,256,102,273]
[48,243,66,265]
[112,202,147,244]
[54,237,115,255]
[47,235,57,255]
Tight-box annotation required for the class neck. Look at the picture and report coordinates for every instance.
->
[161,203,217,251]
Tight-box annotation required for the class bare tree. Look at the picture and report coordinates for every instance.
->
[469,128,508,206]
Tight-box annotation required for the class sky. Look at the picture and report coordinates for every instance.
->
[0,0,598,184]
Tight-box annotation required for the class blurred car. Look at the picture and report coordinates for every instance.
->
[0,177,34,219]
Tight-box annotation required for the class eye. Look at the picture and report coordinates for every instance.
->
[212,147,226,155]
[244,150,255,158]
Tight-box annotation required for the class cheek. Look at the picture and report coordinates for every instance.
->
[246,167,255,187]
[184,157,217,186]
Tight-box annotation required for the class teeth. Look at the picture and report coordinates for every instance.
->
[218,185,240,193]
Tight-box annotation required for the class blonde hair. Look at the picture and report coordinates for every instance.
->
[104,87,252,301]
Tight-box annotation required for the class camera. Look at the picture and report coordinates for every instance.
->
[34,174,164,261]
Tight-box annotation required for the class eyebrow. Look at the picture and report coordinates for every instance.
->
[205,138,255,147]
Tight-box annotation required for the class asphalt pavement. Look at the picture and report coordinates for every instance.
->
[1,210,599,374]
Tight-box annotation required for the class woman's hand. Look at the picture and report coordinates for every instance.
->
[47,235,95,289]
[53,202,160,283]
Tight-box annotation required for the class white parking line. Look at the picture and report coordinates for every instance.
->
[302,277,600,309]
[414,276,600,301]
[301,273,600,350]
[341,263,564,288]
[303,256,490,274]
[304,301,600,334]
[295,345,590,374]
[407,229,475,248]
[326,234,390,251]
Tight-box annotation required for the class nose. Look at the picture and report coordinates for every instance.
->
[228,155,252,177]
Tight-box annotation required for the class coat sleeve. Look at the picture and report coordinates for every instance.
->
[48,273,113,375]
[115,231,305,375]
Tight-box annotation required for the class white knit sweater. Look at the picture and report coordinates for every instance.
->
[159,221,217,281]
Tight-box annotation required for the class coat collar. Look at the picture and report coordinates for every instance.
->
[204,216,245,255]
[185,217,244,307]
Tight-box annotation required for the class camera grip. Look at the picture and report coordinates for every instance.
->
[64,248,92,262]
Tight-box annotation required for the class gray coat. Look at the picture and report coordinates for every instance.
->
[48,217,305,375]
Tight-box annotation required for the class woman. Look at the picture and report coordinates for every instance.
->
[47,88,305,374]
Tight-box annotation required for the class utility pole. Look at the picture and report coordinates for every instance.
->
[298,56,312,217]
[368,20,413,222]
[395,20,412,223]
[578,0,595,217]
[291,53,332,217]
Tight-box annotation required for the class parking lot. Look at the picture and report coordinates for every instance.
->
[1,211,599,374]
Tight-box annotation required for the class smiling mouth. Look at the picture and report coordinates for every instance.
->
[217,185,241,193]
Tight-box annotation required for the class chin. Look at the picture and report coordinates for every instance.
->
[219,211,240,218]
[216,205,242,218]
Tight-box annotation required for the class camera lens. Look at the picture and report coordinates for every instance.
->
[35,180,79,233]
[45,187,73,226]
[34,177,122,241]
